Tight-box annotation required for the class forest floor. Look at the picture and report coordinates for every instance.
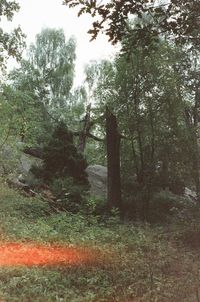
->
[0,180,199,301]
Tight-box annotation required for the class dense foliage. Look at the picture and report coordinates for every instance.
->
[7,28,77,144]
[31,122,89,211]
[1,2,200,301]
[1,1,200,219]
[81,38,200,218]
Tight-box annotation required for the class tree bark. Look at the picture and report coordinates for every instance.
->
[106,106,122,210]
[78,104,92,153]
[184,85,200,201]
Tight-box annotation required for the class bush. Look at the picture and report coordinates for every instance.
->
[31,122,89,211]
[50,177,89,212]
[148,189,184,223]
[81,195,107,216]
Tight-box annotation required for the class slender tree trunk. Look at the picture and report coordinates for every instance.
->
[192,87,200,201]
[78,104,91,153]
[106,106,122,210]
[161,157,169,189]
[184,85,200,201]
[133,93,144,184]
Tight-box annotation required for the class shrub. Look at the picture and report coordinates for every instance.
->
[50,177,89,212]
[81,195,107,216]
[148,189,184,223]
[31,122,89,211]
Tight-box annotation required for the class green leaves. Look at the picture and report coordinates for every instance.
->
[8,28,78,144]
[0,1,25,71]
[0,0,20,20]
[64,0,200,47]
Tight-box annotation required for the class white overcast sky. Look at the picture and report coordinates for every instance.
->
[4,0,117,86]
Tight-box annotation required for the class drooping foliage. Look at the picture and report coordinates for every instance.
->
[11,28,76,110]
[27,28,76,109]
[7,28,77,144]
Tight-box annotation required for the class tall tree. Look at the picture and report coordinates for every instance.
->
[84,40,197,216]
[12,28,76,113]
[106,107,122,211]
[9,28,77,143]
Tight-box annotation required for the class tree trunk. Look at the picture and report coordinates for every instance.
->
[78,104,92,153]
[106,106,122,210]
[184,85,200,201]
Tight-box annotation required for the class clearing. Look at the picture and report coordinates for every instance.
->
[0,181,199,301]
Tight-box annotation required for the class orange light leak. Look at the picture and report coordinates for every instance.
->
[0,242,102,267]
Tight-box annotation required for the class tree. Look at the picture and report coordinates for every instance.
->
[27,28,76,111]
[9,28,77,143]
[174,44,200,200]
[0,0,25,71]
[83,39,199,217]
[106,107,122,211]
[63,0,200,46]
[11,28,76,113]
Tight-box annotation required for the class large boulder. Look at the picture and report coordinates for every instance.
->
[18,153,42,186]
[0,142,41,181]
[86,165,107,198]
[0,144,20,176]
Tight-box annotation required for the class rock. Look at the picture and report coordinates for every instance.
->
[0,144,19,175]
[184,187,197,203]
[0,143,42,182]
[0,142,108,198]
[18,153,42,186]
[86,165,107,198]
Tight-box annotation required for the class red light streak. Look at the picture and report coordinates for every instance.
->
[0,242,100,267]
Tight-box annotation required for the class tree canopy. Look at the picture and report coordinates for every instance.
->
[8,28,77,143]
[0,0,25,70]
[63,0,200,46]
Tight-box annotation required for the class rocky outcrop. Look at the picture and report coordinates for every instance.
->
[18,154,108,198]
[86,165,107,198]
[0,143,108,198]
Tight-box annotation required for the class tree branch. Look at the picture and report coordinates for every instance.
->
[23,147,44,159]
[88,132,105,142]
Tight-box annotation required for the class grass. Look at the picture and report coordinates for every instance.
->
[0,180,199,301]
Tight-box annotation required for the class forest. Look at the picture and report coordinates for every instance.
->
[0,1,200,301]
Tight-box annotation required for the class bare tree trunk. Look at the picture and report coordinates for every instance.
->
[78,104,92,153]
[184,85,200,201]
[106,106,122,210]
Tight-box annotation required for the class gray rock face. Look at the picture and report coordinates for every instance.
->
[18,153,42,186]
[86,165,107,198]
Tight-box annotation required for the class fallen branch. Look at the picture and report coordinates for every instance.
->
[23,147,44,159]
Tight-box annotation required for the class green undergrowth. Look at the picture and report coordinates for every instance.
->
[0,181,199,301]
